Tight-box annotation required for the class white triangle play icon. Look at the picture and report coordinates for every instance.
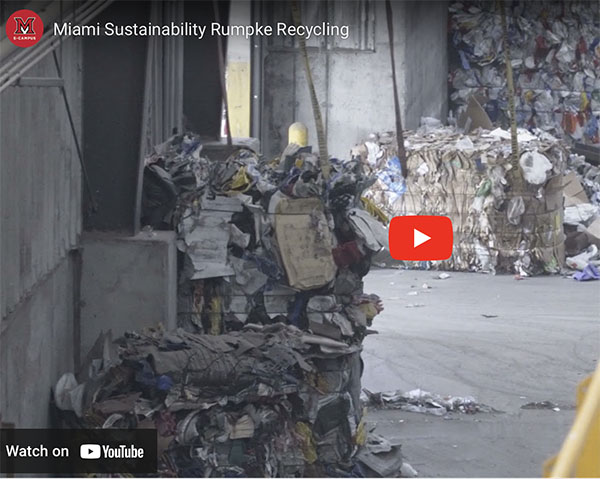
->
[414,229,431,248]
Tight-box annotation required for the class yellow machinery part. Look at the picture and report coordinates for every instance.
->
[289,122,308,147]
[360,197,389,225]
[544,363,600,477]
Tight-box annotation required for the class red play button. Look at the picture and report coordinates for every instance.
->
[389,216,453,261]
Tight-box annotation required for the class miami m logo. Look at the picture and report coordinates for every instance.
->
[14,17,36,35]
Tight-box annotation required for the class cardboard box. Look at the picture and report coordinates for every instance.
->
[563,171,589,207]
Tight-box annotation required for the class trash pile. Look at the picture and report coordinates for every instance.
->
[143,134,387,340]
[521,400,572,412]
[354,125,568,275]
[565,153,600,206]
[56,135,398,476]
[54,325,369,476]
[449,1,600,145]
[563,153,600,278]
[362,388,495,416]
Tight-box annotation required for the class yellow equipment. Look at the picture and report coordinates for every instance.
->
[544,363,600,477]
[288,122,308,147]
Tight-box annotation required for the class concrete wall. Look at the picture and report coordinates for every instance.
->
[79,232,177,360]
[261,0,448,159]
[0,255,77,427]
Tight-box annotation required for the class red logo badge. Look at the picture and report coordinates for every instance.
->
[6,9,43,48]
[389,216,453,261]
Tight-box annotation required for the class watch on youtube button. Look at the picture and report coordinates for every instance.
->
[389,216,453,261]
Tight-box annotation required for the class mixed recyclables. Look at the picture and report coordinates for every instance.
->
[355,126,569,275]
[54,135,397,477]
[449,1,599,146]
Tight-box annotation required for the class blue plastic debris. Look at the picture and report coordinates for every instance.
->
[573,263,600,281]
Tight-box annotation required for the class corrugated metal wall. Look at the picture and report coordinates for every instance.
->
[1,38,82,319]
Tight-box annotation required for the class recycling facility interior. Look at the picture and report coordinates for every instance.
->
[1,0,599,477]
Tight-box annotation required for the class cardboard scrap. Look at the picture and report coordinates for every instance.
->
[271,194,336,290]
[458,95,493,133]
[585,217,600,248]
[563,171,589,207]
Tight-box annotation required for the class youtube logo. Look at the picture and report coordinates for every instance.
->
[80,444,101,460]
[389,216,453,261]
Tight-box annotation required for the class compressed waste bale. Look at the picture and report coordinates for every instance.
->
[54,133,395,477]
[54,324,367,477]
[449,1,599,145]
[142,134,385,340]
[356,126,568,274]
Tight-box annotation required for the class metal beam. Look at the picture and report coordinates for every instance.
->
[250,0,263,142]
[16,77,64,87]
[0,0,115,93]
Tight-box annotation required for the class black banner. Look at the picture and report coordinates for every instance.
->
[0,428,157,475]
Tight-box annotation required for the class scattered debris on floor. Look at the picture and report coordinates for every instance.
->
[521,400,559,410]
[355,433,404,477]
[362,388,496,416]
[573,263,600,281]
[566,244,599,270]
[521,401,574,411]
[400,461,419,478]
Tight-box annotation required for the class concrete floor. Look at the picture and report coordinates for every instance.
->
[362,268,600,478]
